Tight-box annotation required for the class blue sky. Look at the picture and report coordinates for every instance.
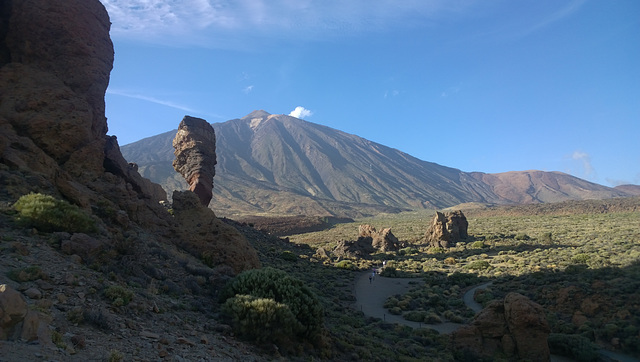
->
[100,0,639,187]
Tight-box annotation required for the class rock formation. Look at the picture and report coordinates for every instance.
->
[452,292,551,361]
[358,224,406,252]
[424,210,469,248]
[1,0,258,270]
[172,116,217,207]
[332,225,407,258]
[0,0,167,225]
[0,284,50,344]
[171,191,260,274]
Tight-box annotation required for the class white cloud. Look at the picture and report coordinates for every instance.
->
[107,88,198,113]
[289,106,313,119]
[243,85,254,94]
[99,0,470,45]
[525,0,587,35]
[571,150,595,178]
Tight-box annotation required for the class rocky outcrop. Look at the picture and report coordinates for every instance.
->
[171,191,260,274]
[0,0,168,226]
[424,210,469,248]
[452,292,551,361]
[332,225,406,258]
[0,284,51,344]
[333,238,376,259]
[0,0,258,273]
[358,224,406,252]
[172,116,217,207]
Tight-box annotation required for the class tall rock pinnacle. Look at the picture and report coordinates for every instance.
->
[172,116,217,206]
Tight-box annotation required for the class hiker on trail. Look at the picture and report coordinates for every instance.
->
[372,270,376,281]
[369,274,372,284]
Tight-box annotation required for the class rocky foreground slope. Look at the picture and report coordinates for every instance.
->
[0,0,262,359]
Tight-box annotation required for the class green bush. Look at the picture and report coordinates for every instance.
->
[7,266,44,282]
[104,285,134,306]
[398,247,419,255]
[222,295,298,344]
[465,260,491,270]
[470,240,485,249]
[335,260,356,270]
[548,333,599,362]
[221,267,324,347]
[514,233,530,241]
[13,193,96,233]
[571,253,590,264]
[280,250,298,262]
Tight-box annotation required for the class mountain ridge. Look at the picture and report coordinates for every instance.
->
[121,111,633,218]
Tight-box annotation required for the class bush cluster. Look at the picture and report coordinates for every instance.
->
[13,193,97,233]
[221,267,324,350]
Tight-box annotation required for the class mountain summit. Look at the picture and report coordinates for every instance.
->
[121,111,630,218]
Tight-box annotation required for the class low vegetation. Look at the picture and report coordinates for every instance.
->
[220,267,325,354]
[285,197,640,359]
[13,193,97,233]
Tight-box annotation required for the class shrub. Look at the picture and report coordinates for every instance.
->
[221,267,324,347]
[335,260,356,270]
[444,257,457,265]
[470,240,485,249]
[540,232,553,243]
[222,295,298,344]
[548,333,599,362]
[280,250,298,262]
[514,233,530,241]
[104,285,134,306]
[465,260,491,270]
[7,266,44,282]
[13,193,96,233]
[399,247,419,256]
[571,253,590,264]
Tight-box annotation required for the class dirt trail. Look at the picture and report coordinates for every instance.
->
[352,271,462,333]
[352,272,637,362]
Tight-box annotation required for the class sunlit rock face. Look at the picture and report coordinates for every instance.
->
[172,116,217,207]
[424,210,469,248]
[452,292,551,361]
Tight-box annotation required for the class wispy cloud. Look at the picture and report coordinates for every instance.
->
[441,85,461,98]
[571,150,595,178]
[243,85,254,94]
[289,106,313,119]
[107,88,199,113]
[384,90,400,98]
[520,0,587,37]
[100,0,469,45]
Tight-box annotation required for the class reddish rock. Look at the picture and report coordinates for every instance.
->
[172,191,260,274]
[504,292,551,362]
[0,284,28,340]
[172,116,217,207]
[453,293,550,362]
[424,210,468,248]
[359,224,406,252]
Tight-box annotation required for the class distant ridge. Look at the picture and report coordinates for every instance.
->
[121,111,633,218]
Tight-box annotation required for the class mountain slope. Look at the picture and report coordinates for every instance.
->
[121,111,632,217]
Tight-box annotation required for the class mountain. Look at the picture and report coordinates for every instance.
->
[121,110,632,218]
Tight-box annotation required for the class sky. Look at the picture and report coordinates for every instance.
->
[100,0,640,187]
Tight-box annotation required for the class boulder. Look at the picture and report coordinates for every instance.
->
[452,293,550,361]
[504,292,551,361]
[424,210,469,248]
[172,116,217,207]
[171,191,260,274]
[0,284,28,340]
[358,224,406,252]
[332,238,375,259]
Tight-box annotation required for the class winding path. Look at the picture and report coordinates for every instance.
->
[352,272,638,362]
[352,272,465,333]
